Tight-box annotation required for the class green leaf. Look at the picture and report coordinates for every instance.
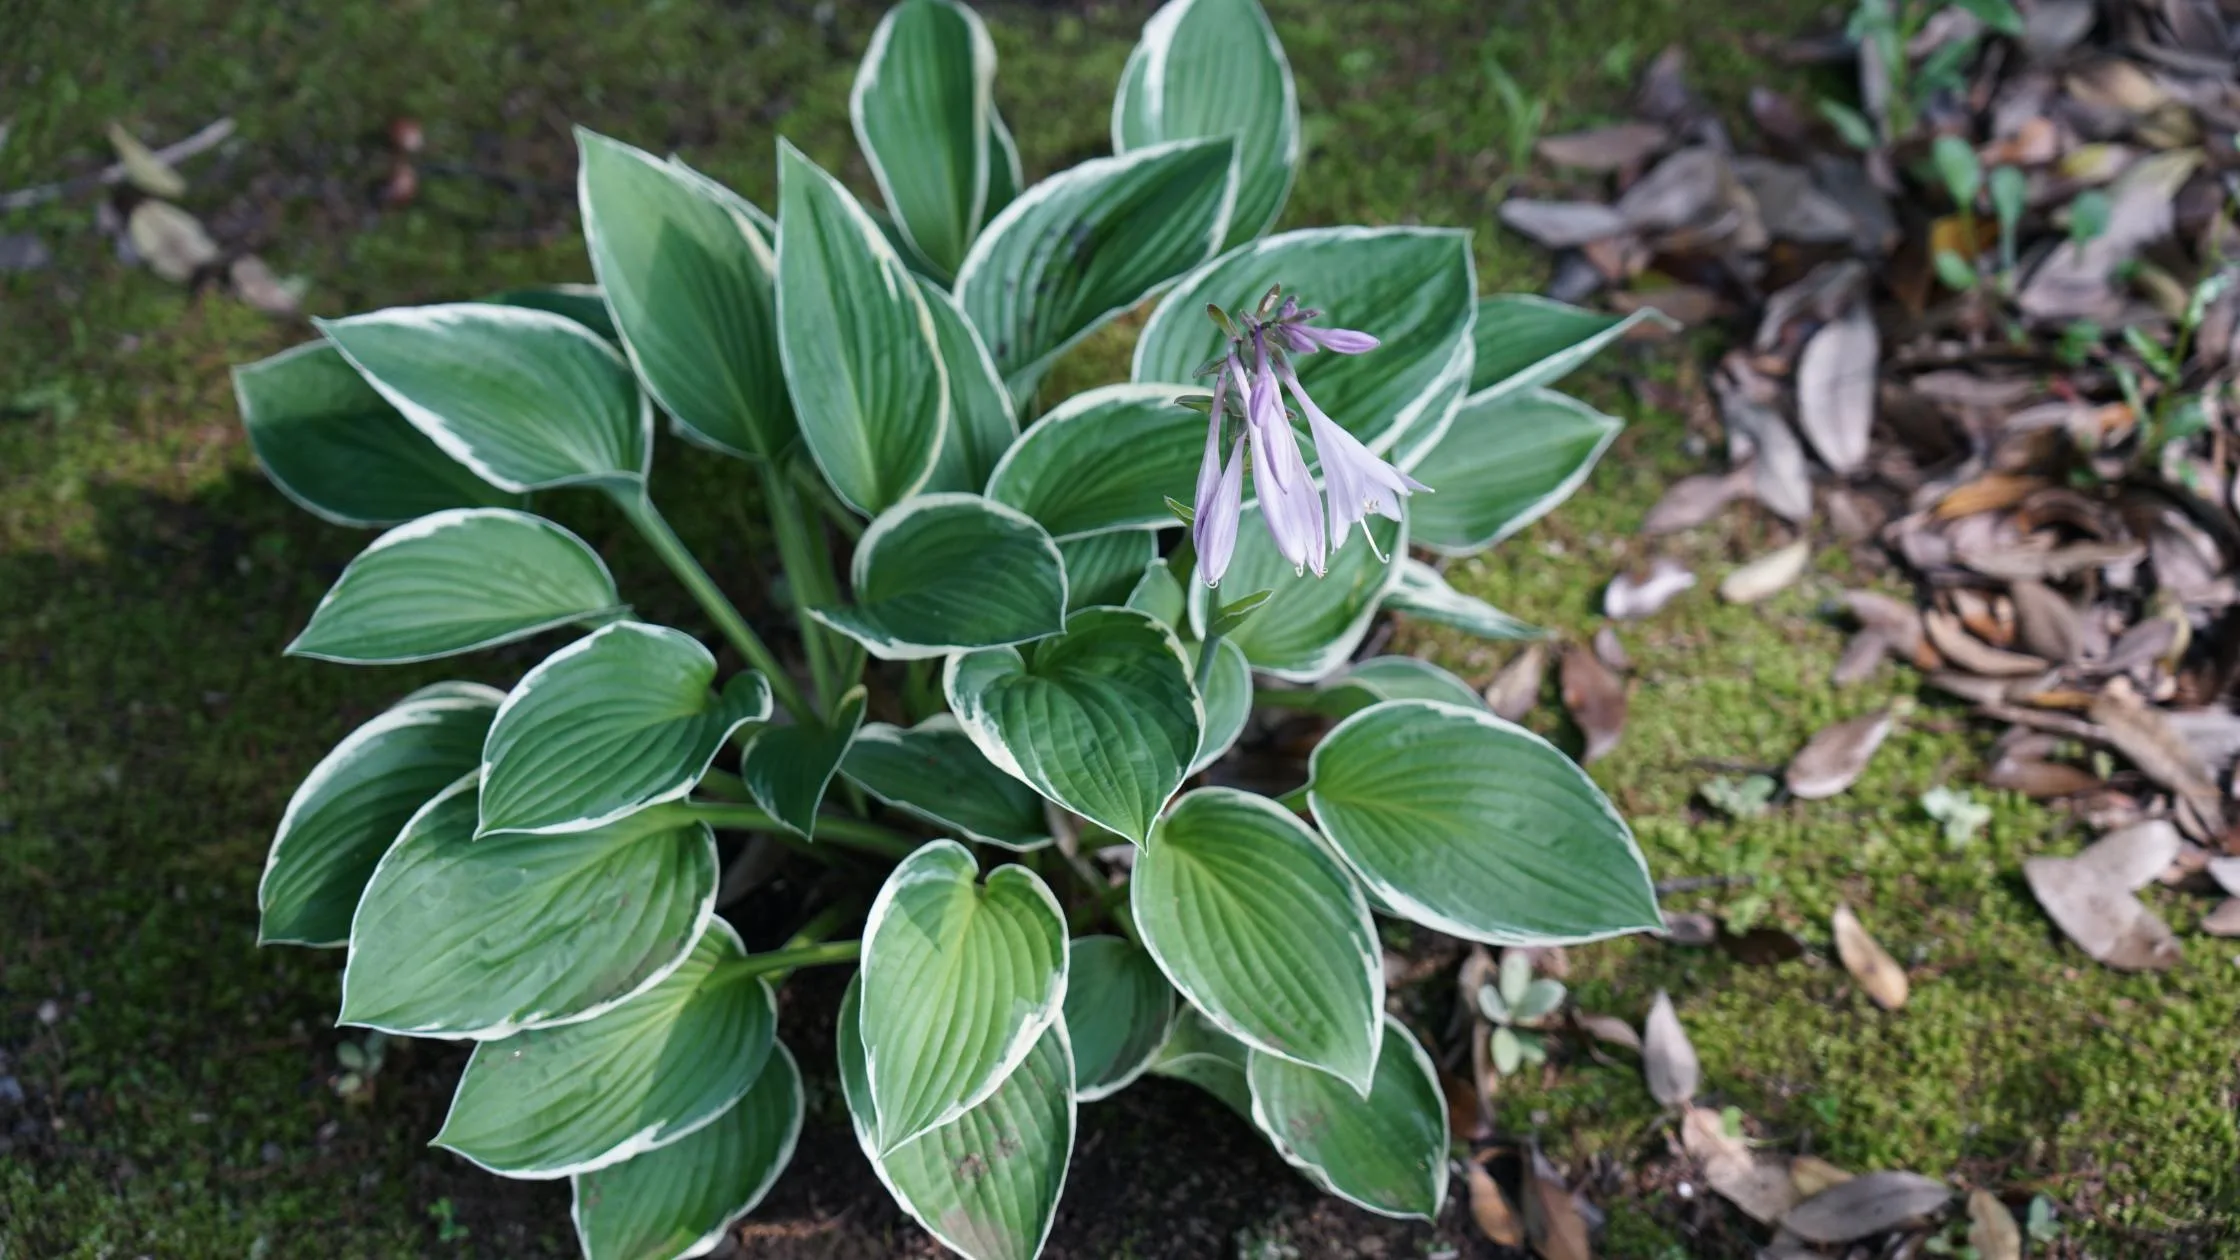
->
[233,341,522,529]
[838,976,1074,1260]
[1247,1016,1448,1221]
[1189,636,1252,774]
[435,920,774,1178]
[340,781,716,1038]
[576,131,793,460]
[1146,1005,1252,1117]
[1818,97,1878,150]
[842,717,1053,851]
[1407,387,1621,555]
[479,622,771,836]
[955,138,1237,402]
[1059,530,1159,614]
[986,384,1206,539]
[860,841,1068,1152]
[571,1043,803,1260]
[285,509,622,664]
[1125,559,1187,627]
[916,276,1021,495]
[1307,699,1662,944]
[482,283,619,341]
[1113,0,1299,248]
[740,686,867,839]
[1133,787,1382,1091]
[944,607,1202,845]
[850,0,996,279]
[1065,935,1177,1101]
[1383,558,1543,639]
[1467,295,1624,394]
[258,684,500,946]
[808,493,1068,660]
[1186,509,1402,683]
[1206,586,1275,638]
[1135,227,1475,455]
[1321,655,1484,716]
[775,142,950,516]
[985,112,1022,221]
[1512,977,1566,1022]
[314,304,650,493]
[1952,0,2024,37]
[1932,134,1983,208]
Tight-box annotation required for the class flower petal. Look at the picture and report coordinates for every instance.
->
[1197,436,1247,585]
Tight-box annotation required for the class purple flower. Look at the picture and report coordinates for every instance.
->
[1277,359,1425,555]
[1192,365,1247,583]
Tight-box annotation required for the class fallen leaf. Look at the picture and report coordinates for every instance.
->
[2201,899,2240,936]
[1524,1150,1592,1260]
[229,255,304,315]
[125,200,219,283]
[1966,1189,2022,1260]
[1786,709,1894,800]
[1573,1011,1642,1052]
[1832,630,1887,686]
[1794,304,1877,473]
[1486,643,1548,722]
[1466,1158,1524,1246]
[1642,989,1698,1106]
[1844,591,1925,659]
[1789,1156,1853,1198]
[1500,199,1629,248]
[1719,540,1811,604]
[1923,610,2050,677]
[1443,1068,1491,1144]
[2090,683,2229,838]
[106,122,188,198]
[1734,158,1856,244]
[1831,903,1909,1009]
[1605,558,1697,619]
[1561,645,1627,764]
[1593,625,1630,672]
[1720,925,1808,965]
[2075,820,2182,891]
[1714,360,1813,522]
[2209,857,2240,896]
[2024,855,2181,971]
[1681,1106,1797,1223]
[1642,468,1755,535]
[1537,122,1670,171]
[1662,912,1718,946]
[1781,1171,1953,1244]
[2007,579,2082,662]
[1984,753,2101,798]
[1616,147,1727,233]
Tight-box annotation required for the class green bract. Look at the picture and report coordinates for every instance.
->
[235,2,1661,1255]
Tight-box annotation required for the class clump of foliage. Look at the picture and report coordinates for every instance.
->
[232,0,1664,1255]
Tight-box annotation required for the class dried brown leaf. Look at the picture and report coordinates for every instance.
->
[125,200,219,283]
[2024,855,2181,971]
[1604,557,1696,619]
[1795,304,1877,473]
[2076,820,2182,891]
[1525,1151,1592,1260]
[1574,1011,1642,1053]
[1923,610,2050,677]
[1832,630,1887,687]
[1968,1190,2023,1260]
[1984,754,2101,797]
[1641,989,1698,1106]
[1486,643,1548,722]
[1714,359,1813,523]
[1662,912,1718,946]
[229,255,301,315]
[1537,123,1670,171]
[1466,1159,1524,1245]
[2008,579,2081,662]
[1561,645,1627,764]
[1593,625,1631,672]
[1500,199,1630,248]
[2091,684,2228,837]
[1781,1171,1953,1244]
[1615,147,1727,233]
[2201,898,2240,936]
[1788,1156,1854,1199]
[1642,469,1754,535]
[1719,540,1811,604]
[1844,591,1925,658]
[1831,903,1909,1009]
[1786,709,1895,800]
[1734,158,1856,244]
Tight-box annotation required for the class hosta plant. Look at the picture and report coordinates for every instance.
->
[235,0,1666,1255]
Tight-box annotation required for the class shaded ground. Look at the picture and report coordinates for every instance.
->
[4,0,2237,1257]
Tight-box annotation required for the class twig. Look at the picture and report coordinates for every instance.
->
[0,117,237,212]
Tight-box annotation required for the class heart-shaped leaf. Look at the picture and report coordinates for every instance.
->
[1308,699,1663,944]
[479,622,771,837]
[775,142,949,516]
[1383,557,1542,640]
[1133,787,1382,1091]
[234,341,522,528]
[740,686,867,838]
[861,841,1068,1152]
[570,1043,803,1260]
[842,717,1053,851]
[1248,1015,1448,1221]
[945,607,1202,845]
[1065,935,1177,1101]
[259,684,501,946]
[576,130,793,460]
[986,384,1205,539]
[1408,388,1621,555]
[286,509,622,664]
[1469,296,1665,396]
[340,782,716,1038]
[1135,227,1474,454]
[839,976,1074,1260]
[1189,635,1252,774]
[1060,530,1159,613]
[916,276,1020,494]
[1147,1006,1253,1117]
[955,138,1236,401]
[850,0,996,279]
[1186,509,1402,682]
[1114,0,1299,249]
[809,494,1067,660]
[435,920,773,1178]
[315,304,650,492]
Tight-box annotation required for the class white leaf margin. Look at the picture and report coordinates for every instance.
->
[1245,1012,1451,1222]
[806,492,1068,661]
[983,381,1203,541]
[848,0,998,266]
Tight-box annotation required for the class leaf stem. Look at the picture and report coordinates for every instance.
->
[611,489,813,723]
[681,801,919,861]
[757,459,852,711]
[716,939,861,984]
[1250,687,1331,712]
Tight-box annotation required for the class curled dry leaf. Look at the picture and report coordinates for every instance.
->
[1832,630,1887,686]
[2007,579,2082,662]
[1536,122,1671,171]
[1923,610,2050,677]
[1561,645,1627,764]
[1604,557,1697,619]
[1486,643,1548,722]
[1843,590,1924,659]
[125,200,219,283]
[1831,903,1909,1009]
[1641,989,1698,1106]
[1781,1170,1953,1244]
[1788,1156,1853,1199]
[2024,855,2181,971]
[1786,709,1894,800]
[1642,468,1755,535]
[1719,539,1811,604]
[1500,199,1630,248]
[1573,1011,1642,1053]
[1967,1190,2023,1260]
[1794,303,1877,474]
[2090,683,2228,838]
[1466,1157,1525,1246]
[1524,1150,1592,1260]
